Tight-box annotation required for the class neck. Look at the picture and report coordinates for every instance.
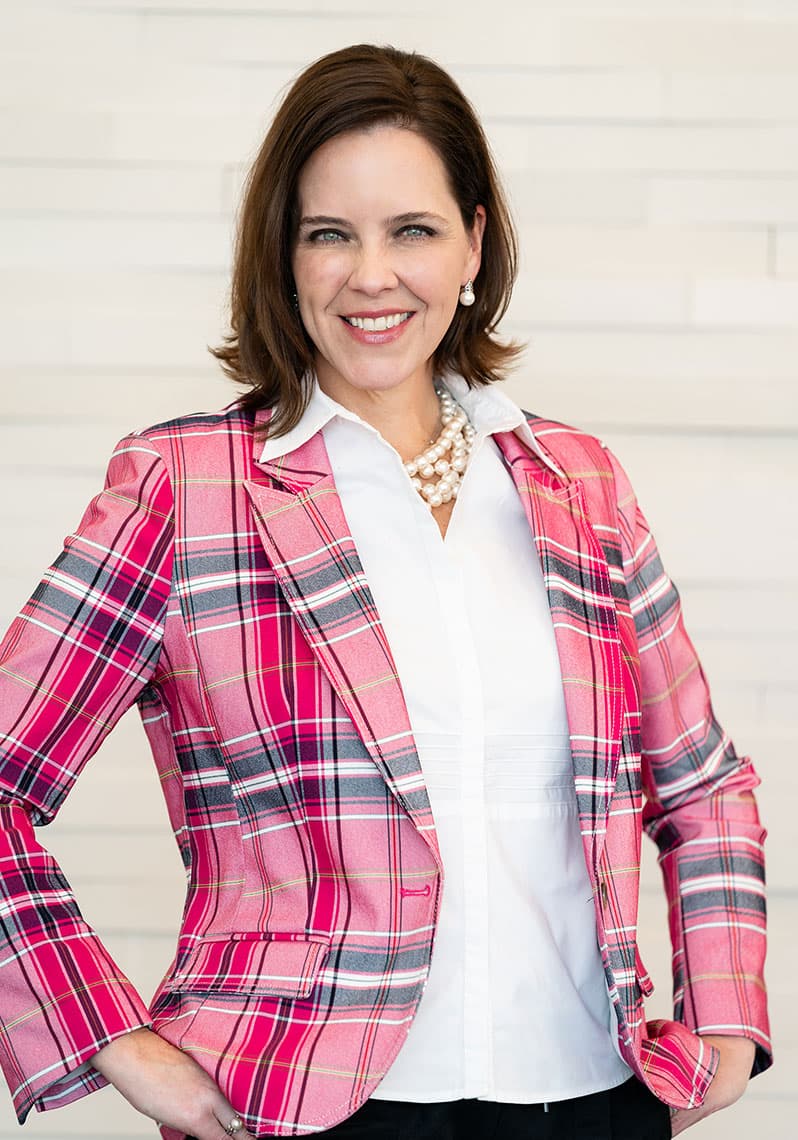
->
[316,369,443,461]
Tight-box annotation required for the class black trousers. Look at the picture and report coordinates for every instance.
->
[315,1077,672,1139]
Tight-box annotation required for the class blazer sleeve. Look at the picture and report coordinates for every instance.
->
[0,434,175,1122]
[605,446,772,1077]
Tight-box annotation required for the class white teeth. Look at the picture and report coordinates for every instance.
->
[345,312,411,331]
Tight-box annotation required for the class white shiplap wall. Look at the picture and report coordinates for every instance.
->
[0,1,795,1136]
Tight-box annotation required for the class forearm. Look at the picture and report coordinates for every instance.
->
[0,802,152,1121]
[90,1028,256,1140]
[670,1035,757,1135]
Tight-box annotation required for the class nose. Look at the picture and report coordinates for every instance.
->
[347,241,399,296]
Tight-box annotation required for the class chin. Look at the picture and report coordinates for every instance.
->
[338,362,433,393]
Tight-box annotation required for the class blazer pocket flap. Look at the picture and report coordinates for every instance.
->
[171,932,330,999]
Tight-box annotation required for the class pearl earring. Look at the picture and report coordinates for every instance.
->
[459,280,475,307]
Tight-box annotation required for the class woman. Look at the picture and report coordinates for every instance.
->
[0,43,770,1140]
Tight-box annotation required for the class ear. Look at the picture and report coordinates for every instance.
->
[465,204,487,281]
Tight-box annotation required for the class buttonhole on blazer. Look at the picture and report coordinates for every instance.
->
[400,884,431,898]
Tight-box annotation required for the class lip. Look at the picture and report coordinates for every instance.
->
[339,311,415,345]
[342,309,412,319]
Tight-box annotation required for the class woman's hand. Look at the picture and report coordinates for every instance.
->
[91,1027,257,1140]
[669,1035,756,1135]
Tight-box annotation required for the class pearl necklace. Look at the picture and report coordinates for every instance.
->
[404,384,476,508]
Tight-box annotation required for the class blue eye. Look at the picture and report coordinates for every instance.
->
[399,225,434,239]
[307,229,346,244]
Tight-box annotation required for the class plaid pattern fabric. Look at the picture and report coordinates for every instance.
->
[0,403,770,1134]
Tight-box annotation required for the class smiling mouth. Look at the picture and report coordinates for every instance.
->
[341,312,412,331]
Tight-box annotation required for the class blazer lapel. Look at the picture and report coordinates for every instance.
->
[494,429,624,872]
[243,411,439,859]
[241,406,622,872]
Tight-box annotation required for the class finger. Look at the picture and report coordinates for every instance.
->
[159,1127,189,1140]
[185,1125,255,1140]
[212,1106,257,1140]
[157,1110,255,1140]
[174,1118,252,1140]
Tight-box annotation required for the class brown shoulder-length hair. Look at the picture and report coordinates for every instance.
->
[210,43,522,437]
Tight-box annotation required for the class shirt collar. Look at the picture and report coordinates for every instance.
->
[441,373,557,471]
[258,376,366,464]
[258,372,561,477]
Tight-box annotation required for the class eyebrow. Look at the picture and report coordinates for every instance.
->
[297,211,450,228]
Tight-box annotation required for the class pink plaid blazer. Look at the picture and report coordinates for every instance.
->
[0,402,771,1134]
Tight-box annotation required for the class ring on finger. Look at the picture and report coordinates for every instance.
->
[224,1115,244,1135]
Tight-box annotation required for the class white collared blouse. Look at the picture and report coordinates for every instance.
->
[259,373,632,1103]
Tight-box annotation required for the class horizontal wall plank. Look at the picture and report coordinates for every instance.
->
[505,171,648,224]
[512,274,688,324]
[504,327,798,381]
[0,108,114,161]
[667,72,798,121]
[776,230,798,275]
[0,166,226,216]
[0,59,248,114]
[650,176,798,225]
[490,123,798,174]
[456,69,664,121]
[0,219,231,269]
[693,279,798,325]
[560,15,798,71]
[0,5,138,61]
[516,224,768,277]
[0,369,231,423]
[0,268,228,309]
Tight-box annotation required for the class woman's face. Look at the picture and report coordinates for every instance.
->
[291,125,485,404]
